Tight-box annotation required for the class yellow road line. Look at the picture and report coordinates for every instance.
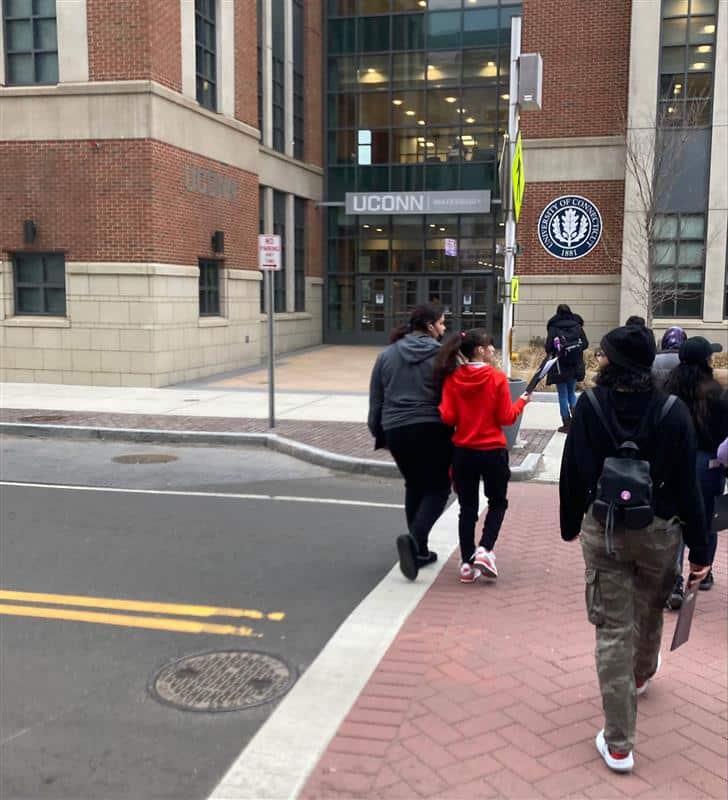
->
[0,604,261,637]
[0,590,285,622]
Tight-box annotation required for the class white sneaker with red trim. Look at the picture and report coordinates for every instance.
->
[459,563,481,584]
[473,547,497,578]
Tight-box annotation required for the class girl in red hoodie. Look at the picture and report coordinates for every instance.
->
[435,329,530,583]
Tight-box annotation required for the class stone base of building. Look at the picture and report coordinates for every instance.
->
[0,263,323,387]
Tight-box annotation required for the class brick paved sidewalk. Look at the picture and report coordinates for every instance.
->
[302,484,727,800]
[0,408,552,468]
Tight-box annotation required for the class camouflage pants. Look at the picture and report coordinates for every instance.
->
[581,511,681,752]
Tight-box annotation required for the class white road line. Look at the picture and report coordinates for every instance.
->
[0,480,403,510]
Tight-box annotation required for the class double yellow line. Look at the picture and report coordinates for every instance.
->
[0,590,285,638]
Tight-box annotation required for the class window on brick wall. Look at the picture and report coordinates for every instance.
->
[13,252,65,315]
[199,259,221,316]
[195,0,217,111]
[293,0,305,160]
[651,213,704,318]
[260,185,267,313]
[273,190,286,312]
[272,0,285,152]
[3,0,58,85]
[294,197,306,311]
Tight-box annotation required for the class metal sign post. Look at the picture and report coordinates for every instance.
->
[258,234,282,429]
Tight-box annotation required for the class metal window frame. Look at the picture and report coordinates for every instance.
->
[273,189,287,313]
[294,196,306,311]
[293,0,305,160]
[2,0,59,86]
[13,251,66,316]
[651,212,706,318]
[198,258,222,316]
[195,0,217,111]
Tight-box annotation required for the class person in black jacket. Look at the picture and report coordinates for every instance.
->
[368,304,450,582]
[664,336,727,602]
[545,304,588,433]
[559,324,711,774]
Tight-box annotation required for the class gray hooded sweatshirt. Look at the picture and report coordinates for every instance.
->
[368,334,442,436]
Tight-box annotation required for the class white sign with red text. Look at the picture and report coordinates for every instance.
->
[258,234,282,270]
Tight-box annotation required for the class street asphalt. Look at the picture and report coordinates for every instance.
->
[0,436,409,800]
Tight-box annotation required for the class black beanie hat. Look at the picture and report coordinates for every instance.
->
[679,336,723,365]
[600,325,656,375]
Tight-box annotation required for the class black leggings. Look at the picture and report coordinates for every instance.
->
[453,446,510,562]
[386,422,452,555]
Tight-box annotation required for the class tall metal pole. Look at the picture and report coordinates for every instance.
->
[266,269,275,428]
[502,16,521,378]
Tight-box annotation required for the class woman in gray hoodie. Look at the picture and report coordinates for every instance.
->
[651,326,687,388]
[368,304,450,581]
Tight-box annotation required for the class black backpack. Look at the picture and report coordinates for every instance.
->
[556,325,585,367]
[586,390,677,556]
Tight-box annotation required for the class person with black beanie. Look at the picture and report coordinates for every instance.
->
[545,304,588,433]
[559,324,711,775]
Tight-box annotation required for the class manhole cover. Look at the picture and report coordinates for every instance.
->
[150,650,295,712]
[18,414,67,423]
[112,453,178,464]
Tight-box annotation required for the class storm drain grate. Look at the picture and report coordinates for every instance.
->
[18,414,68,423]
[150,650,295,712]
[112,453,178,464]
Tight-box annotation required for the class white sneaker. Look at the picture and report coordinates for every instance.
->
[595,729,634,772]
[459,562,481,584]
[636,652,661,697]
[473,547,497,578]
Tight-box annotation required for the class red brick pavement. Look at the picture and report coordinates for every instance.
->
[301,483,728,799]
[0,408,552,468]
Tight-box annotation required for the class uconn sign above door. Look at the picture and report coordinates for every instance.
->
[345,191,491,215]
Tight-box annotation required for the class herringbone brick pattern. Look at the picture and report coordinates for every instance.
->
[302,483,727,799]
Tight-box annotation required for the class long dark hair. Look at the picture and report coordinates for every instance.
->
[664,361,716,433]
[389,303,443,343]
[595,363,655,393]
[433,328,494,385]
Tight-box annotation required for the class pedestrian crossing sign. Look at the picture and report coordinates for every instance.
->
[512,133,525,222]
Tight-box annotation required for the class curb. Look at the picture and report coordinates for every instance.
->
[1,422,543,480]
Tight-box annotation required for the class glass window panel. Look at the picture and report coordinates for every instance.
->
[392,215,424,237]
[662,0,688,14]
[499,4,521,32]
[392,128,423,162]
[45,255,65,283]
[462,87,497,126]
[359,0,390,11]
[329,130,356,163]
[463,8,499,47]
[675,293,701,317]
[653,242,677,265]
[35,51,57,82]
[691,0,716,12]
[391,91,425,125]
[426,50,461,86]
[424,127,460,160]
[17,287,42,313]
[654,215,679,238]
[427,89,462,125]
[678,268,703,284]
[358,144,372,164]
[460,215,493,238]
[358,129,372,145]
[687,71,712,97]
[459,239,491,269]
[392,14,425,50]
[461,161,494,189]
[680,214,704,237]
[662,17,687,45]
[391,242,423,272]
[328,207,357,236]
[328,18,355,53]
[660,74,685,99]
[428,11,461,49]
[391,51,426,88]
[328,56,357,91]
[5,0,31,16]
[660,46,686,73]
[359,242,389,271]
[328,93,356,127]
[369,129,390,162]
[358,165,389,190]
[358,53,390,86]
[678,243,703,266]
[426,214,457,234]
[328,0,356,14]
[462,49,499,83]
[6,19,32,50]
[327,165,356,199]
[359,214,389,233]
[425,164,458,190]
[33,0,56,12]
[16,257,43,283]
[360,93,390,127]
[425,246,458,272]
[687,44,713,71]
[359,16,390,51]
[464,128,496,160]
[390,164,423,190]
[430,0,461,7]
[392,0,423,8]
[689,16,716,44]
[329,239,357,272]
[327,276,355,332]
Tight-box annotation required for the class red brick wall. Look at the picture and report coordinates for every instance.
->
[518,181,624,275]
[304,0,323,167]
[0,141,258,269]
[87,0,181,90]
[521,0,631,139]
[235,0,258,128]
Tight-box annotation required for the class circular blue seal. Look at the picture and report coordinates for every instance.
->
[537,195,603,260]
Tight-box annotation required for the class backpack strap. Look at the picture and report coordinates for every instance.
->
[657,394,677,425]
[585,389,619,450]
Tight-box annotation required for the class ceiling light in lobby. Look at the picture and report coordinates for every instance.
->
[405,110,416,116]
[392,99,403,105]
[418,119,426,125]
[703,24,715,33]
[445,96,457,103]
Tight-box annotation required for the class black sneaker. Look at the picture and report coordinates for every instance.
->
[416,550,438,567]
[667,576,684,610]
[699,569,714,591]
[396,534,419,581]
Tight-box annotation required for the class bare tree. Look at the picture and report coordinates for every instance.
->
[604,97,712,327]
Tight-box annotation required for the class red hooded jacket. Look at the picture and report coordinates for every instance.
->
[439,363,526,450]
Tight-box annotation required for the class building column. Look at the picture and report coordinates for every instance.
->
[57,0,89,83]
[285,193,295,312]
[263,0,273,148]
[180,0,196,99]
[284,0,294,158]
[219,0,236,117]
[702,0,728,323]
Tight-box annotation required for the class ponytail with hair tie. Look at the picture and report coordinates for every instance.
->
[433,327,495,387]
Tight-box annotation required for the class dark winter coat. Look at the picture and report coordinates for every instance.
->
[545,312,588,385]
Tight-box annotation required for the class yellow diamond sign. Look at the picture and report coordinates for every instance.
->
[512,132,525,222]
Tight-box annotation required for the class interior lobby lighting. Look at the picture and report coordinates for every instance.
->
[703,24,715,33]
[673,83,682,93]
[417,119,426,125]
[445,96,457,103]
[392,99,403,105]
[375,227,383,232]
[367,68,376,73]
[691,62,707,70]
[363,224,370,229]
[418,0,426,6]
[696,45,712,53]
[501,93,509,100]
[405,110,416,116]
[465,116,475,123]
[487,61,495,67]
[417,136,425,142]
[429,223,436,228]
[439,227,446,231]
[667,106,675,113]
